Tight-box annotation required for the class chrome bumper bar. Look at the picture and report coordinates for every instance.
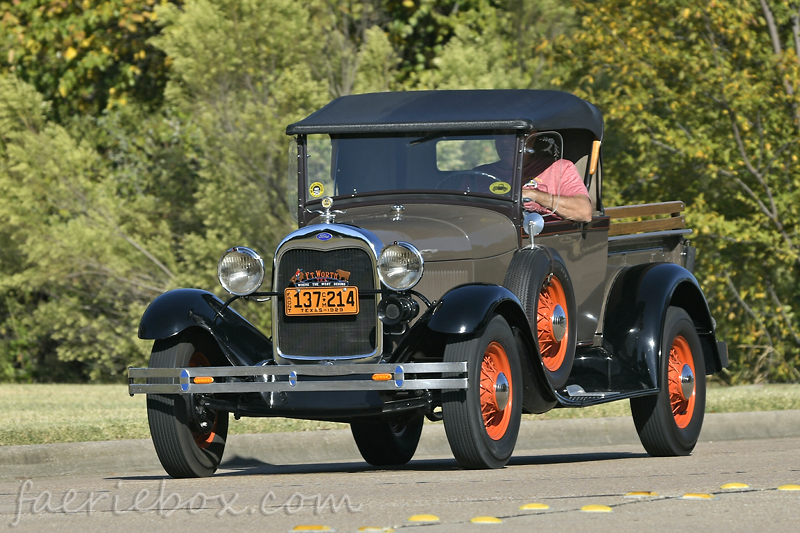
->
[128,362,468,395]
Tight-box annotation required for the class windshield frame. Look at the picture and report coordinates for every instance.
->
[296,130,528,214]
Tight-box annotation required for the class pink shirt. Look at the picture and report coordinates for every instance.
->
[522,159,589,216]
[475,156,590,219]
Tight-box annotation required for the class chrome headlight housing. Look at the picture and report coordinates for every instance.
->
[377,241,424,291]
[218,247,265,296]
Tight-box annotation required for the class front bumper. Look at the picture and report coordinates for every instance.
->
[128,362,468,395]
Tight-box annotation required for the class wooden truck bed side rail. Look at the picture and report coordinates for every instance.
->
[605,201,685,236]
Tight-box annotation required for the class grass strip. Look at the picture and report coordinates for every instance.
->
[0,383,798,446]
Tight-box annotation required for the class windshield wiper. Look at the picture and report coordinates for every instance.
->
[409,132,446,146]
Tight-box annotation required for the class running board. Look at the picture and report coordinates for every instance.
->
[565,384,621,399]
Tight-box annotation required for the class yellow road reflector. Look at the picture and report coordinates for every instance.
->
[470,516,502,524]
[778,484,800,491]
[580,504,613,513]
[624,491,658,498]
[519,503,550,510]
[193,376,214,384]
[292,527,334,532]
[358,528,395,532]
[407,514,439,522]
[721,483,749,489]
[372,373,393,381]
[681,493,717,500]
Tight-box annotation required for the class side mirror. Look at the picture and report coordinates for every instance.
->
[523,212,544,236]
[523,212,544,249]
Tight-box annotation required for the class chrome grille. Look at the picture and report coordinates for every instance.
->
[276,248,377,359]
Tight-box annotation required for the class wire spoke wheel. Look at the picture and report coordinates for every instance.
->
[537,277,568,373]
[480,342,513,440]
[667,335,696,429]
[631,307,705,457]
[443,315,522,469]
[147,329,229,478]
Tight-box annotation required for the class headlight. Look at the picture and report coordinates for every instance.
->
[218,247,265,296]
[377,242,424,291]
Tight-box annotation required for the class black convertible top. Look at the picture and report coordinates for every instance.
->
[286,90,604,140]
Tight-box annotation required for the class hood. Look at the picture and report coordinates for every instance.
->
[330,204,518,261]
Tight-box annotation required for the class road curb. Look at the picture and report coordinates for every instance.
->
[2,410,799,480]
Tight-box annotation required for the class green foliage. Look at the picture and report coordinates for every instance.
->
[1,0,178,118]
[0,75,177,380]
[415,0,577,90]
[0,0,331,381]
[558,0,800,382]
[4,0,793,385]
[152,0,328,291]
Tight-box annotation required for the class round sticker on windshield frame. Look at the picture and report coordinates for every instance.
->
[309,181,325,197]
[489,181,512,195]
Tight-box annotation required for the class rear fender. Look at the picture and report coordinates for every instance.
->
[603,263,725,391]
[138,289,273,367]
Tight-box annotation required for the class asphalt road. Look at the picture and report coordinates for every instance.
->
[2,436,799,532]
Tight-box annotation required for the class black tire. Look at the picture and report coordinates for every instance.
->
[442,314,522,469]
[350,413,424,466]
[503,247,576,388]
[147,329,229,478]
[630,307,706,456]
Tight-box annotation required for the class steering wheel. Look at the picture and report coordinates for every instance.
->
[435,170,500,192]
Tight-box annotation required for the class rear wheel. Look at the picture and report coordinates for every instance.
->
[147,329,229,478]
[442,315,522,469]
[630,307,706,456]
[350,413,424,466]
[503,247,576,388]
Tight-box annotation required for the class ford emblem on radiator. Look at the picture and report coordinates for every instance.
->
[316,232,332,241]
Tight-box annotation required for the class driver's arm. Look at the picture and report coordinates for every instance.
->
[522,189,592,223]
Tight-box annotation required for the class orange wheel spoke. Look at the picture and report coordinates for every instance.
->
[667,335,696,429]
[537,277,568,372]
[480,342,513,441]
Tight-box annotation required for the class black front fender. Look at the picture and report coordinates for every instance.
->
[420,283,556,413]
[603,263,725,391]
[426,283,527,336]
[139,289,272,366]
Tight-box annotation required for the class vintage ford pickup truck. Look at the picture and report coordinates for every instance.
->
[129,90,728,478]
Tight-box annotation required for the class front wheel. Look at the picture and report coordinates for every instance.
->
[630,307,706,456]
[350,413,424,466]
[442,314,522,469]
[147,329,229,478]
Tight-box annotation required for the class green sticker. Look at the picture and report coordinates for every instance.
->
[489,181,512,195]
[309,182,324,197]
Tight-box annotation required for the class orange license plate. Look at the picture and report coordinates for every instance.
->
[284,287,359,316]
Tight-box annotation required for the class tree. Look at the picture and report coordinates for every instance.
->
[0,0,180,119]
[151,0,330,329]
[0,75,181,380]
[412,0,577,90]
[558,0,800,381]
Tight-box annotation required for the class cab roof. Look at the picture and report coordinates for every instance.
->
[286,90,604,140]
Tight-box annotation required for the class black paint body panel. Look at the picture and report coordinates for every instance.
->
[138,289,273,367]
[597,263,724,392]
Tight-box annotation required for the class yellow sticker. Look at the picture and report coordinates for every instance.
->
[309,182,325,197]
[489,181,512,195]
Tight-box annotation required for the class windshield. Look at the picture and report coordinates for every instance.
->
[303,132,518,201]
[297,131,586,221]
